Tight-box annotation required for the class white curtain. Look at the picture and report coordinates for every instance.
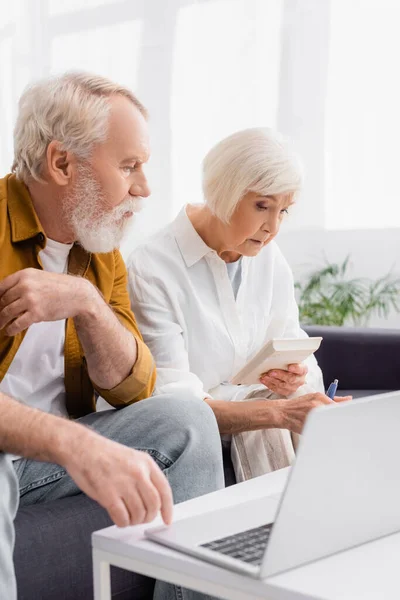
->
[1,0,400,260]
[325,0,400,230]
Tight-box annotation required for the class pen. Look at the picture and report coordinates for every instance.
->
[326,378,339,400]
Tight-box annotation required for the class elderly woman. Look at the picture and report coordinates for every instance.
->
[128,128,349,483]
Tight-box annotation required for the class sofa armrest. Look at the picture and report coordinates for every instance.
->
[304,325,400,391]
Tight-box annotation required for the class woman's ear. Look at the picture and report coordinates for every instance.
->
[46,140,75,186]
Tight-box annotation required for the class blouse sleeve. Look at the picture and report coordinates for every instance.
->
[128,270,211,401]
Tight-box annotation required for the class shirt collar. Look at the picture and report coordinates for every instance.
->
[4,174,91,275]
[173,206,214,267]
[5,174,46,244]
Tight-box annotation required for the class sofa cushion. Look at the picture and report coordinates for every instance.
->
[304,325,400,392]
[14,494,155,600]
[340,389,396,399]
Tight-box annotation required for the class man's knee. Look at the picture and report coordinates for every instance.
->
[97,394,224,486]
[117,393,219,444]
[99,394,224,501]
[121,393,222,463]
[160,393,218,431]
[167,394,225,500]
[149,392,219,438]
[150,393,223,472]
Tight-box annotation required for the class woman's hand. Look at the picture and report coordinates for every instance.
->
[269,393,352,434]
[260,363,308,396]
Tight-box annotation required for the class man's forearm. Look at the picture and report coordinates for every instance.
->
[74,283,137,389]
[204,398,281,435]
[0,392,91,464]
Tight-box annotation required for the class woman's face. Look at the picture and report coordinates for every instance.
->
[220,191,294,258]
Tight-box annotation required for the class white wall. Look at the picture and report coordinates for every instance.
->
[275,0,400,329]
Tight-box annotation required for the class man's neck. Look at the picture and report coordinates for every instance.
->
[27,180,75,243]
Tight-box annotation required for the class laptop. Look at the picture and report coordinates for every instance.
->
[146,391,400,579]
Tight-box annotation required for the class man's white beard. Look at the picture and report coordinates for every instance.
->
[64,165,143,254]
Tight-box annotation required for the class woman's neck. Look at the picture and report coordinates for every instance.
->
[186,204,241,263]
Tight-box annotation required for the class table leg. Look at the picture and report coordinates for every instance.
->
[93,549,111,600]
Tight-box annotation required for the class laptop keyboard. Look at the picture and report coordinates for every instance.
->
[200,523,273,566]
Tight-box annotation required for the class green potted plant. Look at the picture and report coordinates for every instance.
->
[295,256,400,327]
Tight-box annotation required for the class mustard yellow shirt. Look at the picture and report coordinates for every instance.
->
[0,174,156,417]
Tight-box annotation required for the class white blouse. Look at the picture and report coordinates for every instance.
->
[127,207,324,402]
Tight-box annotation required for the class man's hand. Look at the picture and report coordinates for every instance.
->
[0,268,96,335]
[1,391,170,528]
[63,430,173,527]
[268,392,351,434]
[260,363,308,396]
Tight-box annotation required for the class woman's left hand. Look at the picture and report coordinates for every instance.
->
[259,363,308,397]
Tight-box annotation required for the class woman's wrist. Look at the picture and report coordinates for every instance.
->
[263,399,286,429]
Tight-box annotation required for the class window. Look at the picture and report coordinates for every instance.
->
[1,0,399,237]
[0,34,14,174]
[325,0,400,229]
[51,21,143,91]
[171,0,283,215]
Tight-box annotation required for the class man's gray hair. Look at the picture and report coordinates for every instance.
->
[12,71,147,184]
[202,127,303,223]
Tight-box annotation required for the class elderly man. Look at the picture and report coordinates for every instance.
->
[0,72,224,600]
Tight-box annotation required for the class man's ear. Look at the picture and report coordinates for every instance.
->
[46,140,75,186]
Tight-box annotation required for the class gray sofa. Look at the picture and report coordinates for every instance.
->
[304,325,400,398]
[14,326,400,599]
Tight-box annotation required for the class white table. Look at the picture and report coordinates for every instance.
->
[92,467,400,600]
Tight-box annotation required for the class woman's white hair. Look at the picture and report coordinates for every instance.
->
[12,71,147,184]
[202,127,303,223]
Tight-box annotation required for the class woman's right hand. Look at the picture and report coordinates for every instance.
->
[269,393,352,434]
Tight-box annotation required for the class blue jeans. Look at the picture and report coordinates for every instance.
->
[2,394,225,600]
